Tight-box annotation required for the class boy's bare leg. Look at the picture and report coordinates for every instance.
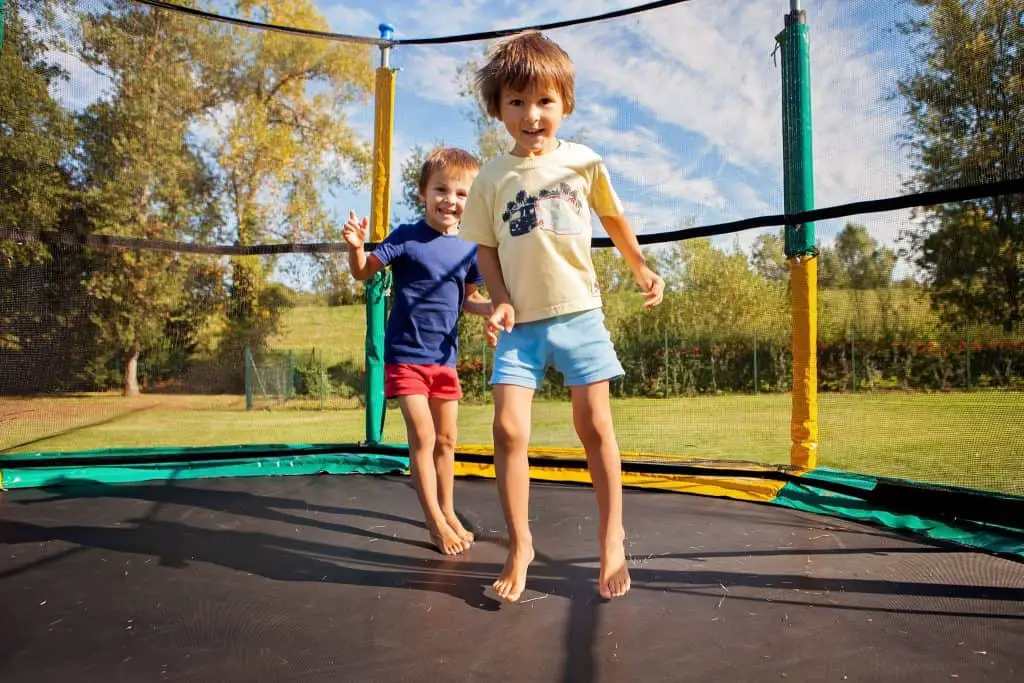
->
[491,384,536,602]
[430,397,473,545]
[570,381,630,599]
[398,395,467,555]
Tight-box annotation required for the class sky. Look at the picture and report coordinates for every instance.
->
[45,0,929,286]
[313,0,927,282]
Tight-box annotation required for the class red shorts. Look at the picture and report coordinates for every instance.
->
[384,363,463,400]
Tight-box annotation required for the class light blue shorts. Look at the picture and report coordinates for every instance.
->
[490,308,624,389]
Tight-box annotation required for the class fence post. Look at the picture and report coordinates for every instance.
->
[753,330,759,394]
[244,345,253,411]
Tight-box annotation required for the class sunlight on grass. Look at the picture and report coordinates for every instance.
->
[268,306,367,365]
[5,391,1021,495]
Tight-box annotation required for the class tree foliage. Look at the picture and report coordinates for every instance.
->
[899,0,1024,332]
[75,1,223,394]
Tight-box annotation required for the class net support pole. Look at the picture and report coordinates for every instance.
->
[778,5,818,470]
[0,0,6,49]
[244,345,254,412]
[364,23,396,445]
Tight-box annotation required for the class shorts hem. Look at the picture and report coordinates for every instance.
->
[563,368,625,387]
[488,374,541,390]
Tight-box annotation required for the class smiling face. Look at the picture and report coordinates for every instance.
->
[499,81,566,158]
[419,167,476,234]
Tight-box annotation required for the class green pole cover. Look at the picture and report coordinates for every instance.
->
[779,11,816,257]
[364,269,391,443]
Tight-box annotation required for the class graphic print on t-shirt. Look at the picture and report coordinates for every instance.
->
[502,182,584,237]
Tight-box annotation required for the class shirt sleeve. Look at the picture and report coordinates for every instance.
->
[459,173,499,248]
[465,248,484,286]
[589,160,625,218]
[371,225,406,266]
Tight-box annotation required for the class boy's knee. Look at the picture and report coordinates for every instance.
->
[493,417,526,447]
[406,421,436,450]
[574,413,614,446]
[434,430,457,453]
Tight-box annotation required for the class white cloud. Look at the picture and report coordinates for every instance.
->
[321,1,917,251]
[46,49,112,111]
[321,2,379,35]
[395,48,472,105]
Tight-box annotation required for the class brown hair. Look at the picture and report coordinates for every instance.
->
[418,147,480,194]
[475,30,575,119]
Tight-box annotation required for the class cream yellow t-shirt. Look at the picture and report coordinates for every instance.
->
[460,141,624,324]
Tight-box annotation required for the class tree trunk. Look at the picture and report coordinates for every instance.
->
[123,347,141,397]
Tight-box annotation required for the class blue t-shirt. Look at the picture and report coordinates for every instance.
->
[372,220,483,367]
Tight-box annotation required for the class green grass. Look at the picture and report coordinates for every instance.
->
[268,305,368,365]
[3,391,1021,495]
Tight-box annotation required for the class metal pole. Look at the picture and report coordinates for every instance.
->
[0,0,7,50]
[364,22,396,444]
[379,22,394,66]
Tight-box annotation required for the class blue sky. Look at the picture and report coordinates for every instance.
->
[314,0,924,260]
[47,0,928,284]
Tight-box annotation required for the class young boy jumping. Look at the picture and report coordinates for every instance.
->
[459,30,665,601]
[344,147,493,556]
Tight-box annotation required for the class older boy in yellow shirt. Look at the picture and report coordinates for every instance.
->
[460,30,665,603]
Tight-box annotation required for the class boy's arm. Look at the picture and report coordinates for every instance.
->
[600,214,665,308]
[346,246,384,282]
[463,284,493,317]
[476,246,510,306]
[342,212,385,281]
[476,245,516,332]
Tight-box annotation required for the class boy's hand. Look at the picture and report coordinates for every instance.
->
[484,319,499,347]
[488,302,516,338]
[635,266,665,308]
[342,210,369,249]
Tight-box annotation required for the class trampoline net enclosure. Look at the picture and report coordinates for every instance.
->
[1,0,1023,544]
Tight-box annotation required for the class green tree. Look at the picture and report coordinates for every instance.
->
[398,143,431,221]
[0,0,77,352]
[815,223,896,290]
[817,246,848,289]
[456,59,508,165]
[750,231,788,282]
[0,0,93,392]
[899,0,1024,332]
[74,1,223,395]
[665,238,788,337]
[834,223,896,289]
[201,0,374,342]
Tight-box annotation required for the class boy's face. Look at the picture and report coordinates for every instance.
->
[498,81,566,157]
[419,168,476,234]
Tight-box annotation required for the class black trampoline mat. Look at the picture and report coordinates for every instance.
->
[1,473,1022,682]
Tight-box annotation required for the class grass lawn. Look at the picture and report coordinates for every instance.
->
[3,391,1021,495]
[267,305,368,366]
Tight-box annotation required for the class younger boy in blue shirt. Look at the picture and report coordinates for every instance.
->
[344,147,493,555]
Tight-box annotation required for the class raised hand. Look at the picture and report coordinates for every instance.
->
[342,210,369,250]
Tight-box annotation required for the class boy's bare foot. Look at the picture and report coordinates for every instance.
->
[428,521,467,556]
[598,532,631,600]
[445,513,475,545]
[493,542,534,603]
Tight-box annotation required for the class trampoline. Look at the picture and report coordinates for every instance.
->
[2,472,1022,682]
[3,0,1024,680]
